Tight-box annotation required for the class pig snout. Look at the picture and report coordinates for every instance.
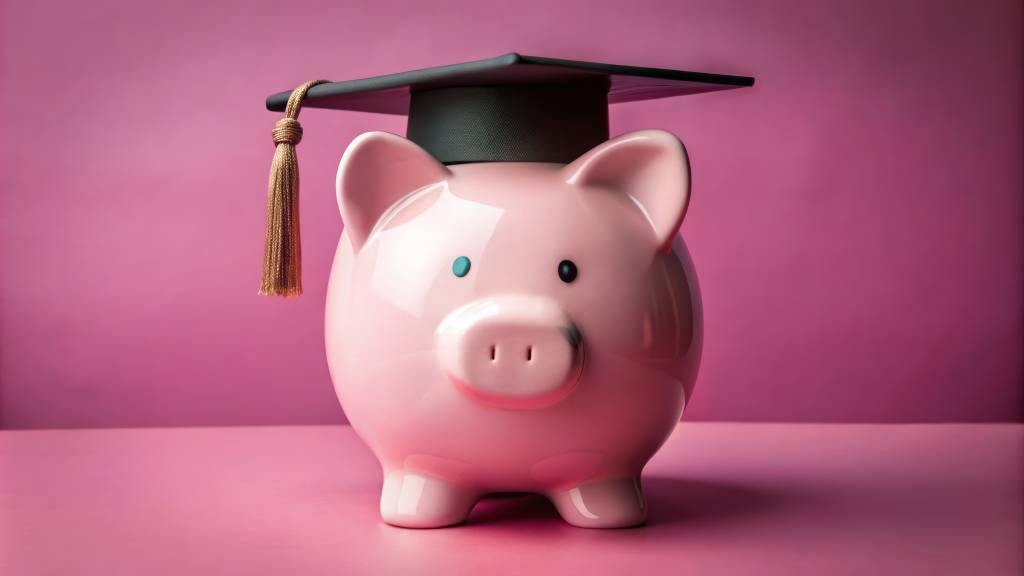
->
[436,295,583,409]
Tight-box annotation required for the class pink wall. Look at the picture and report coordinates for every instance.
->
[1,0,1020,428]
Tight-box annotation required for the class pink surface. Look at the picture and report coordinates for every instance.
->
[1,0,1022,428]
[2,423,1021,575]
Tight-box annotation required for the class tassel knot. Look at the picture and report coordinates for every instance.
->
[272,117,304,145]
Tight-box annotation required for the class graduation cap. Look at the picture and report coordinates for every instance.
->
[260,53,754,296]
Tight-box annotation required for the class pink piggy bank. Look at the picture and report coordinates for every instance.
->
[325,129,702,528]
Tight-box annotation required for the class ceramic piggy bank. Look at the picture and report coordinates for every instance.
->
[325,128,702,528]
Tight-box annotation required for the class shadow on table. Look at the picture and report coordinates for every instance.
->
[644,476,791,528]
[466,476,797,529]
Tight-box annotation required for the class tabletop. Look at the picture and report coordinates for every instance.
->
[2,422,1021,575]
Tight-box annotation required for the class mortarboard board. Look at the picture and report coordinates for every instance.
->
[260,53,754,295]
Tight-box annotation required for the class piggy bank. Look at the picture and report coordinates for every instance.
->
[325,129,702,528]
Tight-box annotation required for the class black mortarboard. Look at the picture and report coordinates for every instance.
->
[260,54,754,295]
[266,53,753,165]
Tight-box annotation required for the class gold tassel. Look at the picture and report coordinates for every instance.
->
[260,79,329,297]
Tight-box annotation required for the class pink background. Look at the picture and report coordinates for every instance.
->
[0,0,1020,429]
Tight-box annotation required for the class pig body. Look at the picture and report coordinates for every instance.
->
[325,130,702,528]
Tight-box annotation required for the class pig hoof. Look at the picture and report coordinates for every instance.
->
[379,471,477,528]
[549,477,647,528]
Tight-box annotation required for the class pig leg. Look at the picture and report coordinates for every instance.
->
[379,469,479,528]
[548,476,646,528]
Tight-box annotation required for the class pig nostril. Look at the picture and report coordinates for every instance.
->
[490,345,497,361]
[526,346,533,362]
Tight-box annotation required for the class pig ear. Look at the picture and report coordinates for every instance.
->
[337,131,450,251]
[563,130,690,251]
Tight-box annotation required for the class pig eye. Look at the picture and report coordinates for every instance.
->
[558,260,578,283]
[452,256,472,278]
